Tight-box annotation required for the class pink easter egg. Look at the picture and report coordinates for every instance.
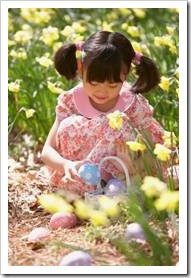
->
[59,250,92,266]
[28,227,50,241]
[104,178,126,196]
[49,212,77,230]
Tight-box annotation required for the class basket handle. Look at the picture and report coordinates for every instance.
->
[98,156,131,190]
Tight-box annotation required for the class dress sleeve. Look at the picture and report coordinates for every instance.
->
[55,91,75,121]
[127,94,164,144]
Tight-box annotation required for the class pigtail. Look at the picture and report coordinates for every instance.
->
[54,43,78,80]
[131,56,160,94]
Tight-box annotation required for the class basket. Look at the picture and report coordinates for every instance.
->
[84,155,131,201]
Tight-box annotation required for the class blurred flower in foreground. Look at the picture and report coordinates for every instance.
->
[126,141,146,152]
[98,195,120,218]
[25,108,35,119]
[89,209,109,227]
[141,176,167,198]
[47,81,64,94]
[127,26,140,38]
[107,110,125,130]
[74,199,91,220]
[159,76,170,92]
[36,56,53,67]
[38,194,73,213]
[154,190,179,212]
[162,131,177,148]
[8,80,21,93]
[40,26,59,46]
[154,143,171,162]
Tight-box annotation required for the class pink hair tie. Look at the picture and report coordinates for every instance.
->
[75,42,84,51]
[132,52,142,65]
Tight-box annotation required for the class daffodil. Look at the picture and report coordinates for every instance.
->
[40,26,59,46]
[98,196,120,218]
[107,110,125,131]
[25,108,35,119]
[74,199,91,219]
[14,30,33,43]
[166,26,175,35]
[132,8,146,18]
[89,209,109,226]
[162,131,177,148]
[154,190,179,212]
[72,22,86,34]
[127,26,140,37]
[131,41,142,54]
[61,26,74,37]
[126,141,146,152]
[20,8,53,25]
[8,80,21,93]
[36,56,53,67]
[9,49,27,60]
[47,81,64,94]
[154,143,171,162]
[38,194,73,214]
[159,76,170,92]
[141,176,167,198]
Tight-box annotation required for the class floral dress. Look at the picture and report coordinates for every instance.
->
[45,82,164,196]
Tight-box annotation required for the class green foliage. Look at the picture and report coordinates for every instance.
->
[8,8,179,144]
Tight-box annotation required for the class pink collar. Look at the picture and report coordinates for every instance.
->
[73,82,136,118]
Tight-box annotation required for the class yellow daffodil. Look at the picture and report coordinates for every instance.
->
[154,190,179,212]
[107,110,124,131]
[47,81,64,94]
[72,22,86,34]
[40,26,59,46]
[162,131,177,148]
[89,209,109,227]
[131,41,142,54]
[119,8,131,16]
[14,30,33,43]
[38,194,73,214]
[74,199,91,219]
[174,67,179,79]
[8,80,21,93]
[166,26,175,35]
[159,76,170,92]
[98,196,120,218]
[154,143,171,162]
[127,26,140,38]
[9,49,27,60]
[132,8,146,18]
[36,56,53,67]
[141,176,167,198]
[176,88,179,98]
[126,141,146,152]
[25,108,35,119]
[20,8,52,25]
[61,26,74,37]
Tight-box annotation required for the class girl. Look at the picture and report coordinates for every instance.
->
[41,31,166,196]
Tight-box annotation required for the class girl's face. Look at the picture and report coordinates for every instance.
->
[83,72,127,112]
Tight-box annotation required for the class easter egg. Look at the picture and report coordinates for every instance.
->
[126,222,145,240]
[78,163,101,186]
[28,227,50,241]
[59,250,92,266]
[104,178,126,196]
[49,212,77,230]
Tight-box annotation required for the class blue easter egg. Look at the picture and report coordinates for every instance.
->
[104,178,126,196]
[78,163,101,186]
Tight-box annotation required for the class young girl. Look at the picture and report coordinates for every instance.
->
[41,31,166,196]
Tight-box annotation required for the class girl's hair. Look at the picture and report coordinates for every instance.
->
[54,31,160,94]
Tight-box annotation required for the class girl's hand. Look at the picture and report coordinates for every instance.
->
[62,159,90,183]
[115,139,134,175]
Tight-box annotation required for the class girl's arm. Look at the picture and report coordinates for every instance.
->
[41,118,67,173]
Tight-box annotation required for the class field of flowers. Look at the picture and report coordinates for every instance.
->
[8,8,179,267]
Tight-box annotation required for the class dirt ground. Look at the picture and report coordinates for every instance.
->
[8,157,178,267]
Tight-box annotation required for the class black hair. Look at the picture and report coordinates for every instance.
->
[54,31,160,94]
